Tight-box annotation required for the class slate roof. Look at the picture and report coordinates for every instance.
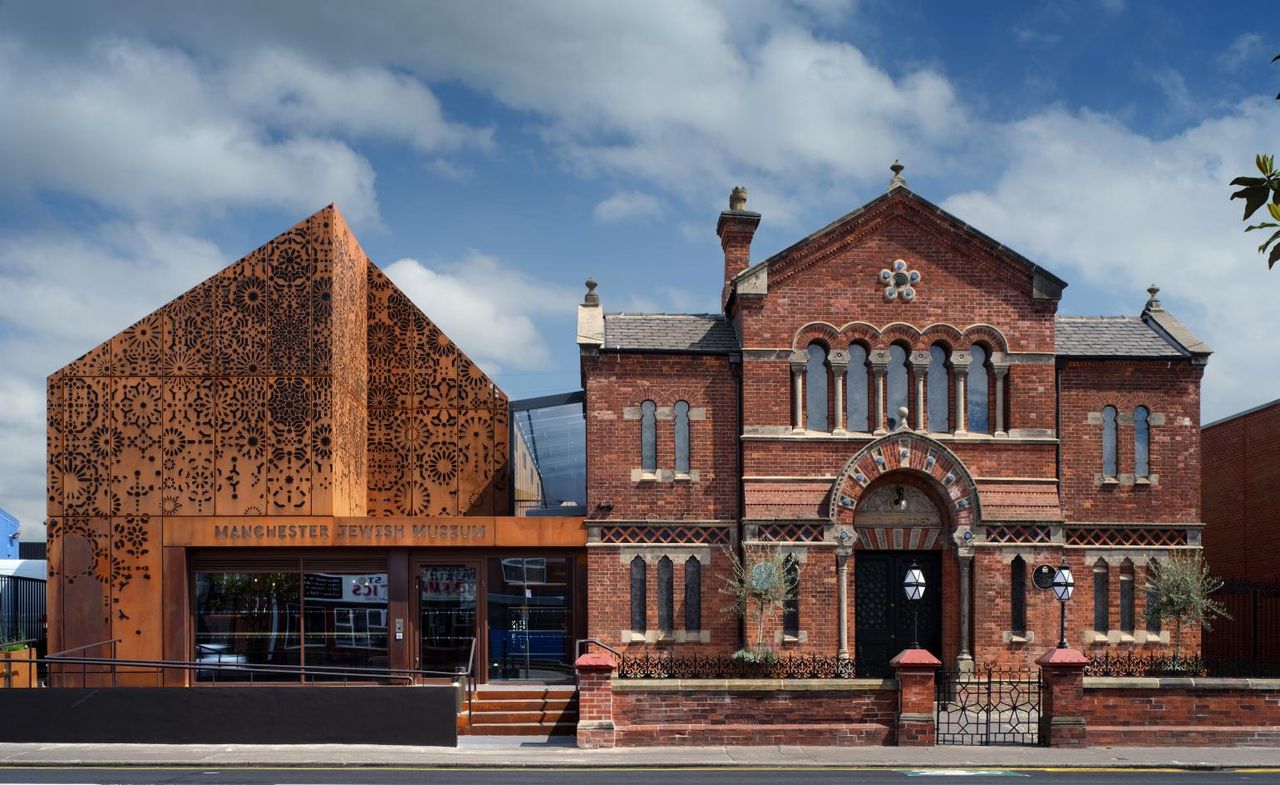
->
[603,313,739,353]
[1054,316,1185,358]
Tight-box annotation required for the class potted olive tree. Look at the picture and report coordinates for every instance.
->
[1144,552,1228,674]
[1,641,35,689]
[721,545,798,666]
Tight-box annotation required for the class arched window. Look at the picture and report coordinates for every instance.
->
[847,344,869,432]
[640,400,657,473]
[782,555,800,638]
[630,555,647,633]
[1134,406,1150,479]
[684,556,702,632]
[805,343,829,431]
[1093,559,1109,633]
[1146,561,1161,634]
[1102,405,1117,478]
[658,556,674,634]
[674,400,691,474]
[968,345,989,433]
[887,344,908,429]
[1119,559,1136,633]
[1011,555,1027,636]
[927,344,950,433]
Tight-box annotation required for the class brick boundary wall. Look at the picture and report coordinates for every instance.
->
[607,679,898,746]
[1083,678,1280,746]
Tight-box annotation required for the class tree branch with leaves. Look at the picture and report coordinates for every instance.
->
[721,544,798,662]
[1230,54,1280,268]
[1144,552,1229,668]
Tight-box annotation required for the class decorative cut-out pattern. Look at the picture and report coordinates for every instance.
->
[47,205,511,675]
[756,522,825,542]
[985,524,1053,544]
[599,525,733,545]
[1065,526,1186,547]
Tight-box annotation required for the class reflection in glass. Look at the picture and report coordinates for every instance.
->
[806,343,829,431]
[1135,406,1150,478]
[847,344,869,432]
[488,557,572,681]
[640,400,657,472]
[419,565,478,675]
[968,345,989,433]
[194,572,302,682]
[674,401,691,474]
[304,572,389,679]
[1102,405,1118,478]
[887,345,908,429]
[927,345,950,432]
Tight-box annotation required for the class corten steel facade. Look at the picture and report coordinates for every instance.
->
[577,175,1212,675]
[45,206,585,688]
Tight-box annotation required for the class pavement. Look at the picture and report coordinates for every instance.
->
[0,739,1279,770]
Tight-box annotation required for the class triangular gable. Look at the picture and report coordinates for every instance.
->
[734,187,1066,303]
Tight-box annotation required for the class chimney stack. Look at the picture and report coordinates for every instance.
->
[717,186,761,310]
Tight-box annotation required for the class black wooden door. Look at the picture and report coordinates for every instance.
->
[854,551,942,677]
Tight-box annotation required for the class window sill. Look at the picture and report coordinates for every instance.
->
[620,629,710,644]
[774,630,808,644]
[674,472,692,483]
[1135,477,1151,486]
[1002,631,1036,644]
[1101,477,1119,486]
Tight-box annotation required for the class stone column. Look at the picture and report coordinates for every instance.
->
[1036,647,1090,748]
[891,648,942,746]
[871,363,888,435]
[575,653,618,748]
[909,351,930,432]
[950,350,970,435]
[790,360,805,433]
[993,364,1009,437]
[830,352,848,434]
[957,550,974,673]
[836,545,852,660]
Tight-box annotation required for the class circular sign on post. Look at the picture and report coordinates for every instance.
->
[1033,564,1055,590]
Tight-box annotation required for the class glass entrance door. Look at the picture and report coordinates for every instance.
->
[417,564,478,676]
[487,557,573,682]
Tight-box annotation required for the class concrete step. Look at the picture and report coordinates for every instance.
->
[467,722,577,736]
[469,709,578,725]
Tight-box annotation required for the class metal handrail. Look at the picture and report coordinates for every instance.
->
[35,652,469,689]
[575,637,622,659]
[48,638,120,658]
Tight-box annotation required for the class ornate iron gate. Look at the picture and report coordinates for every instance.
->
[935,664,1040,745]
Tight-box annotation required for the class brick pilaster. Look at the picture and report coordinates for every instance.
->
[891,647,941,746]
[1037,647,1089,747]
[575,653,617,749]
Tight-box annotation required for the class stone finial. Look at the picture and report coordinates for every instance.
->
[889,160,907,190]
[896,406,910,430]
[1144,283,1162,313]
[584,277,600,307]
[729,186,748,212]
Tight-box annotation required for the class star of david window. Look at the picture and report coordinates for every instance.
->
[879,259,921,302]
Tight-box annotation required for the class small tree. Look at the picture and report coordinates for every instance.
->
[721,544,798,661]
[1144,552,1229,667]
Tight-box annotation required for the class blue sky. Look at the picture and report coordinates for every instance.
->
[0,0,1275,537]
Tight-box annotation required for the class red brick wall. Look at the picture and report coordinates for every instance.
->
[583,352,739,521]
[1202,400,1280,580]
[1058,359,1203,524]
[1083,681,1280,746]
[610,682,897,746]
[586,545,740,655]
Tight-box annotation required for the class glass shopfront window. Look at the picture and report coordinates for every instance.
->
[194,568,389,682]
[487,557,572,682]
[194,572,302,682]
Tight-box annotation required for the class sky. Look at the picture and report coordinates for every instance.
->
[0,1,1276,540]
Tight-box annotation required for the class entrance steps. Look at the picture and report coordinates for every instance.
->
[462,685,578,736]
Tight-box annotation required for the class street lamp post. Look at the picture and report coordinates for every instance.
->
[1052,558,1075,649]
[903,561,926,649]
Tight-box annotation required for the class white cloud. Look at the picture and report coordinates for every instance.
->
[1220,32,1265,71]
[3,2,969,225]
[942,97,1280,421]
[0,36,488,225]
[0,222,228,541]
[382,252,576,377]
[593,192,664,223]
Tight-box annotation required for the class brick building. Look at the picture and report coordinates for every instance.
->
[1202,398,1280,581]
[577,167,1212,675]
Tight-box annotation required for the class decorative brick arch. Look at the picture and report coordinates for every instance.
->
[827,431,981,534]
[960,324,1010,355]
[791,321,841,351]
